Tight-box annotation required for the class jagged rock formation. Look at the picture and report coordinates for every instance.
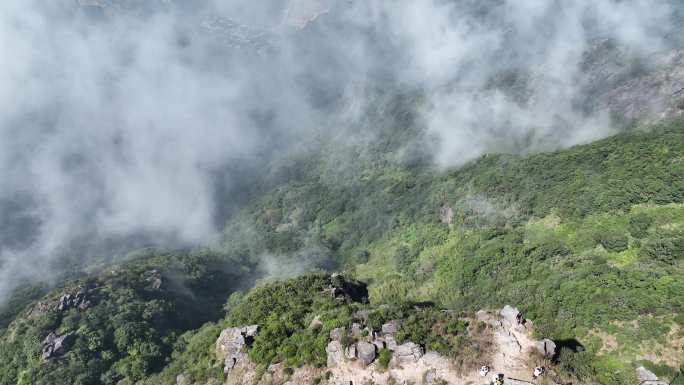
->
[216,306,570,385]
[216,325,259,374]
[41,332,75,360]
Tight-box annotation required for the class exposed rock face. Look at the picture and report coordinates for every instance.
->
[56,286,99,312]
[424,368,439,384]
[216,325,259,374]
[356,341,376,366]
[600,50,684,124]
[391,342,423,367]
[535,339,556,358]
[326,340,343,367]
[41,332,75,360]
[500,305,521,326]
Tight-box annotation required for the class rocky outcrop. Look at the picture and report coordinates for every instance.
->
[390,342,423,367]
[356,341,376,365]
[216,325,259,374]
[326,340,343,367]
[41,332,75,360]
[535,338,556,358]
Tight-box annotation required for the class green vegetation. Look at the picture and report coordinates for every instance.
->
[0,250,254,385]
[0,120,682,385]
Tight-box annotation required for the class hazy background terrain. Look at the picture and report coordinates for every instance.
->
[1,0,683,302]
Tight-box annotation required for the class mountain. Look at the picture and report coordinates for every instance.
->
[1,121,682,385]
[1,2,683,385]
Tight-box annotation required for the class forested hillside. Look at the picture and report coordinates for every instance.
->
[1,120,682,385]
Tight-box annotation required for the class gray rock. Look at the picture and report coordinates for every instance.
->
[635,366,667,385]
[330,327,345,341]
[385,335,398,351]
[391,342,423,367]
[536,339,556,358]
[500,305,521,326]
[351,322,363,336]
[382,321,397,335]
[476,310,502,328]
[356,341,376,366]
[424,368,438,384]
[175,373,189,385]
[373,340,385,350]
[326,341,343,367]
[215,325,258,374]
[345,344,357,360]
[267,362,283,373]
[41,332,75,360]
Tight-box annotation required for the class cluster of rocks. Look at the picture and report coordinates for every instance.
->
[41,332,75,360]
[57,289,95,312]
[326,318,424,369]
[476,305,556,359]
[215,325,259,375]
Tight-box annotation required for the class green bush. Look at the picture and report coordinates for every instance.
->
[594,231,629,252]
[629,213,653,238]
[640,236,684,264]
[377,349,391,369]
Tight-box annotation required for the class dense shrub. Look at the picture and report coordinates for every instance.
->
[629,213,653,238]
[594,231,629,252]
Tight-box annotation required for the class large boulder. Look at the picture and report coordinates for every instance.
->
[500,305,521,326]
[535,339,556,358]
[326,341,343,367]
[216,325,259,374]
[382,321,397,336]
[356,341,376,366]
[391,342,423,367]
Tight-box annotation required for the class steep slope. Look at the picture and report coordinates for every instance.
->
[1,123,682,385]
